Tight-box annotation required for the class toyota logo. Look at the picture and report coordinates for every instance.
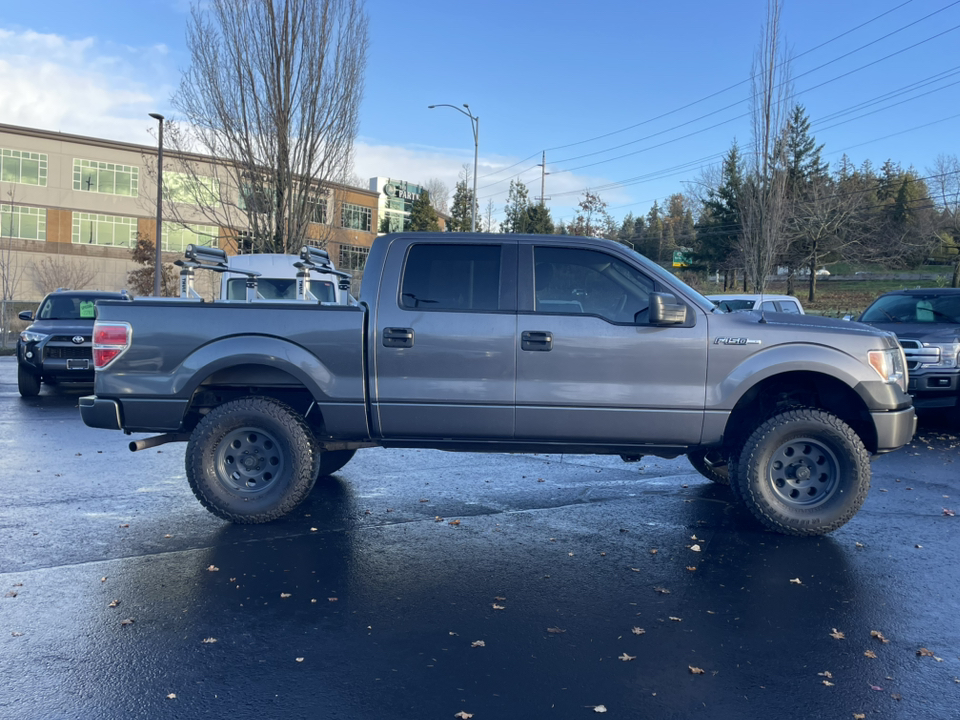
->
[72,336,85,345]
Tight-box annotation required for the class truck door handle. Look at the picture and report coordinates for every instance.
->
[383,327,414,348]
[521,330,553,352]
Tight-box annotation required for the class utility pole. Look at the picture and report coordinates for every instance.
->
[537,151,550,206]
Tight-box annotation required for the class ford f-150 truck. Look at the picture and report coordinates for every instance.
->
[80,233,916,536]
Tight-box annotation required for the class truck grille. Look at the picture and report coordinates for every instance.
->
[899,339,940,370]
[45,346,93,360]
[51,335,91,343]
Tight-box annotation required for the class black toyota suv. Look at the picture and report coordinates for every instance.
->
[17,289,129,397]
[856,288,960,417]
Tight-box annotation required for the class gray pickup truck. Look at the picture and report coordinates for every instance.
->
[81,233,916,536]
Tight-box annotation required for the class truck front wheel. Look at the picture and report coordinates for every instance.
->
[18,366,40,397]
[735,408,870,536]
[186,397,318,523]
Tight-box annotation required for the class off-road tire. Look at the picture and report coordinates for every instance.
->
[18,366,40,397]
[686,448,730,485]
[317,449,356,478]
[186,397,318,523]
[735,408,870,536]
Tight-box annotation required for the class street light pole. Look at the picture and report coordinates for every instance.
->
[149,113,165,296]
[428,103,479,232]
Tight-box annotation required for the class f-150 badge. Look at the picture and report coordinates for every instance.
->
[714,337,762,345]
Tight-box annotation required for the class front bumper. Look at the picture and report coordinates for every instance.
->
[872,406,917,454]
[79,396,122,431]
[908,371,959,409]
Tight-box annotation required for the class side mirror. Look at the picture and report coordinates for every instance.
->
[649,292,687,325]
[18,311,34,322]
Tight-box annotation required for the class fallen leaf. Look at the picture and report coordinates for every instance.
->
[454,713,474,720]
[686,566,697,572]
[202,637,217,644]
[870,685,883,691]
[649,549,658,554]
[120,618,135,626]
[632,627,645,635]
[593,706,607,714]
[163,534,173,538]
[492,604,505,610]
[100,577,107,583]
[690,544,702,552]
[690,534,698,541]
[943,508,955,517]
[11,632,23,637]
[870,630,890,643]
[546,627,566,634]
[864,650,877,659]
[917,647,935,657]
[689,666,705,674]
[630,568,641,572]
[435,516,444,522]
[295,657,304,663]
[419,499,429,503]
[855,542,865,548]
[448,519,461,526]
[830,629,845,640]
[891,693,902,701]
[5,591,17,598]
[108,600,120,608]
[620,653,636,662]
[935,656,944,662]
[654,587,671,594]
[819,671,833,679]
[166,693,176,699]
[119,524,129,528]
[915,544,923,549]
[280,593,291,598]
[310,527,318,531]
[823,680,835,687]
[471,640,485,647]
[207,565,219,572]
[853,715,865,719]
[328,597,338,602]
[789,578,802,585]
[669,616,682,622]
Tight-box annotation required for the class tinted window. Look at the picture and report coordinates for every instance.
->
[533,246,654,323]
[861,294,960,324]
[778,300,801,314]
[760,300,777,312]
[38,295,104,320]
[226,277,335,302]
[401,244,501,311]
[715,299,755,312]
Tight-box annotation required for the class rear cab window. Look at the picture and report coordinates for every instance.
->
[400,244,503,311]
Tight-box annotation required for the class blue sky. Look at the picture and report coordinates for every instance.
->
[2,0,958,227]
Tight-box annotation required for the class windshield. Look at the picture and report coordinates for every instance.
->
[714,299,756,312]
[37,295,101,320]
[226,278,336,302]
[860,293,960,324]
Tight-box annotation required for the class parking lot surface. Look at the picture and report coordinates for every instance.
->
[1,356,958,719]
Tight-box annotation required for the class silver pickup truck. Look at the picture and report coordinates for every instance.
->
[81,233,916,536]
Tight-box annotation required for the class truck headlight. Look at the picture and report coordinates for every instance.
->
[868,348,907,392]
[921,342,960,369]
[20,330,48,344]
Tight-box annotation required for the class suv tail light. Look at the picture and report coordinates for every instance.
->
[93,322,131,368]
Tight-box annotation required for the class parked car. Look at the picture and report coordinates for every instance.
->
[80,236,916,537]
[16,289,129,397]
[855,288,960,414]
[707,294,805,315]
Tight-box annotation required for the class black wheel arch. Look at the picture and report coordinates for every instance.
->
[724,371,877,454]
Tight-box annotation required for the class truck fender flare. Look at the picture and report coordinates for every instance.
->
[711,344,869,410]
[172,335,335,401]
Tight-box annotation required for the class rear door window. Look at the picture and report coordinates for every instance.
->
[400,244,501,311]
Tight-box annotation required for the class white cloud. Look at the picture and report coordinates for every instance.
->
[0,28,173,144]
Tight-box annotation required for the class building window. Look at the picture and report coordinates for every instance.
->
[164,172,220,206]
[73,159,139,197]
[72,212,137,248]
[1,205,46,241]
[309,197,328,225]
[341,203,372,232]
[339,244,369,272]
[162,223,219,253]
[1,148,47,186]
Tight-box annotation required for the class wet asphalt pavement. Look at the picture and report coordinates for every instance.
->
[1,355,959,720]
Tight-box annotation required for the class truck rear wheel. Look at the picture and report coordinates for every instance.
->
[317,449,356,478]
[186,397,318,523]
[18,366,40,397]
[735,408,870,536]
[686,448,730,485]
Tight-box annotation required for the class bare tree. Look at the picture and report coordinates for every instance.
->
[31,256,97,296]
[424,178,449,215]
[0,187,27,350]
[483,199,498,233]
[739,0,793,293]
[928,154,960,287]
[166,0,369,254]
